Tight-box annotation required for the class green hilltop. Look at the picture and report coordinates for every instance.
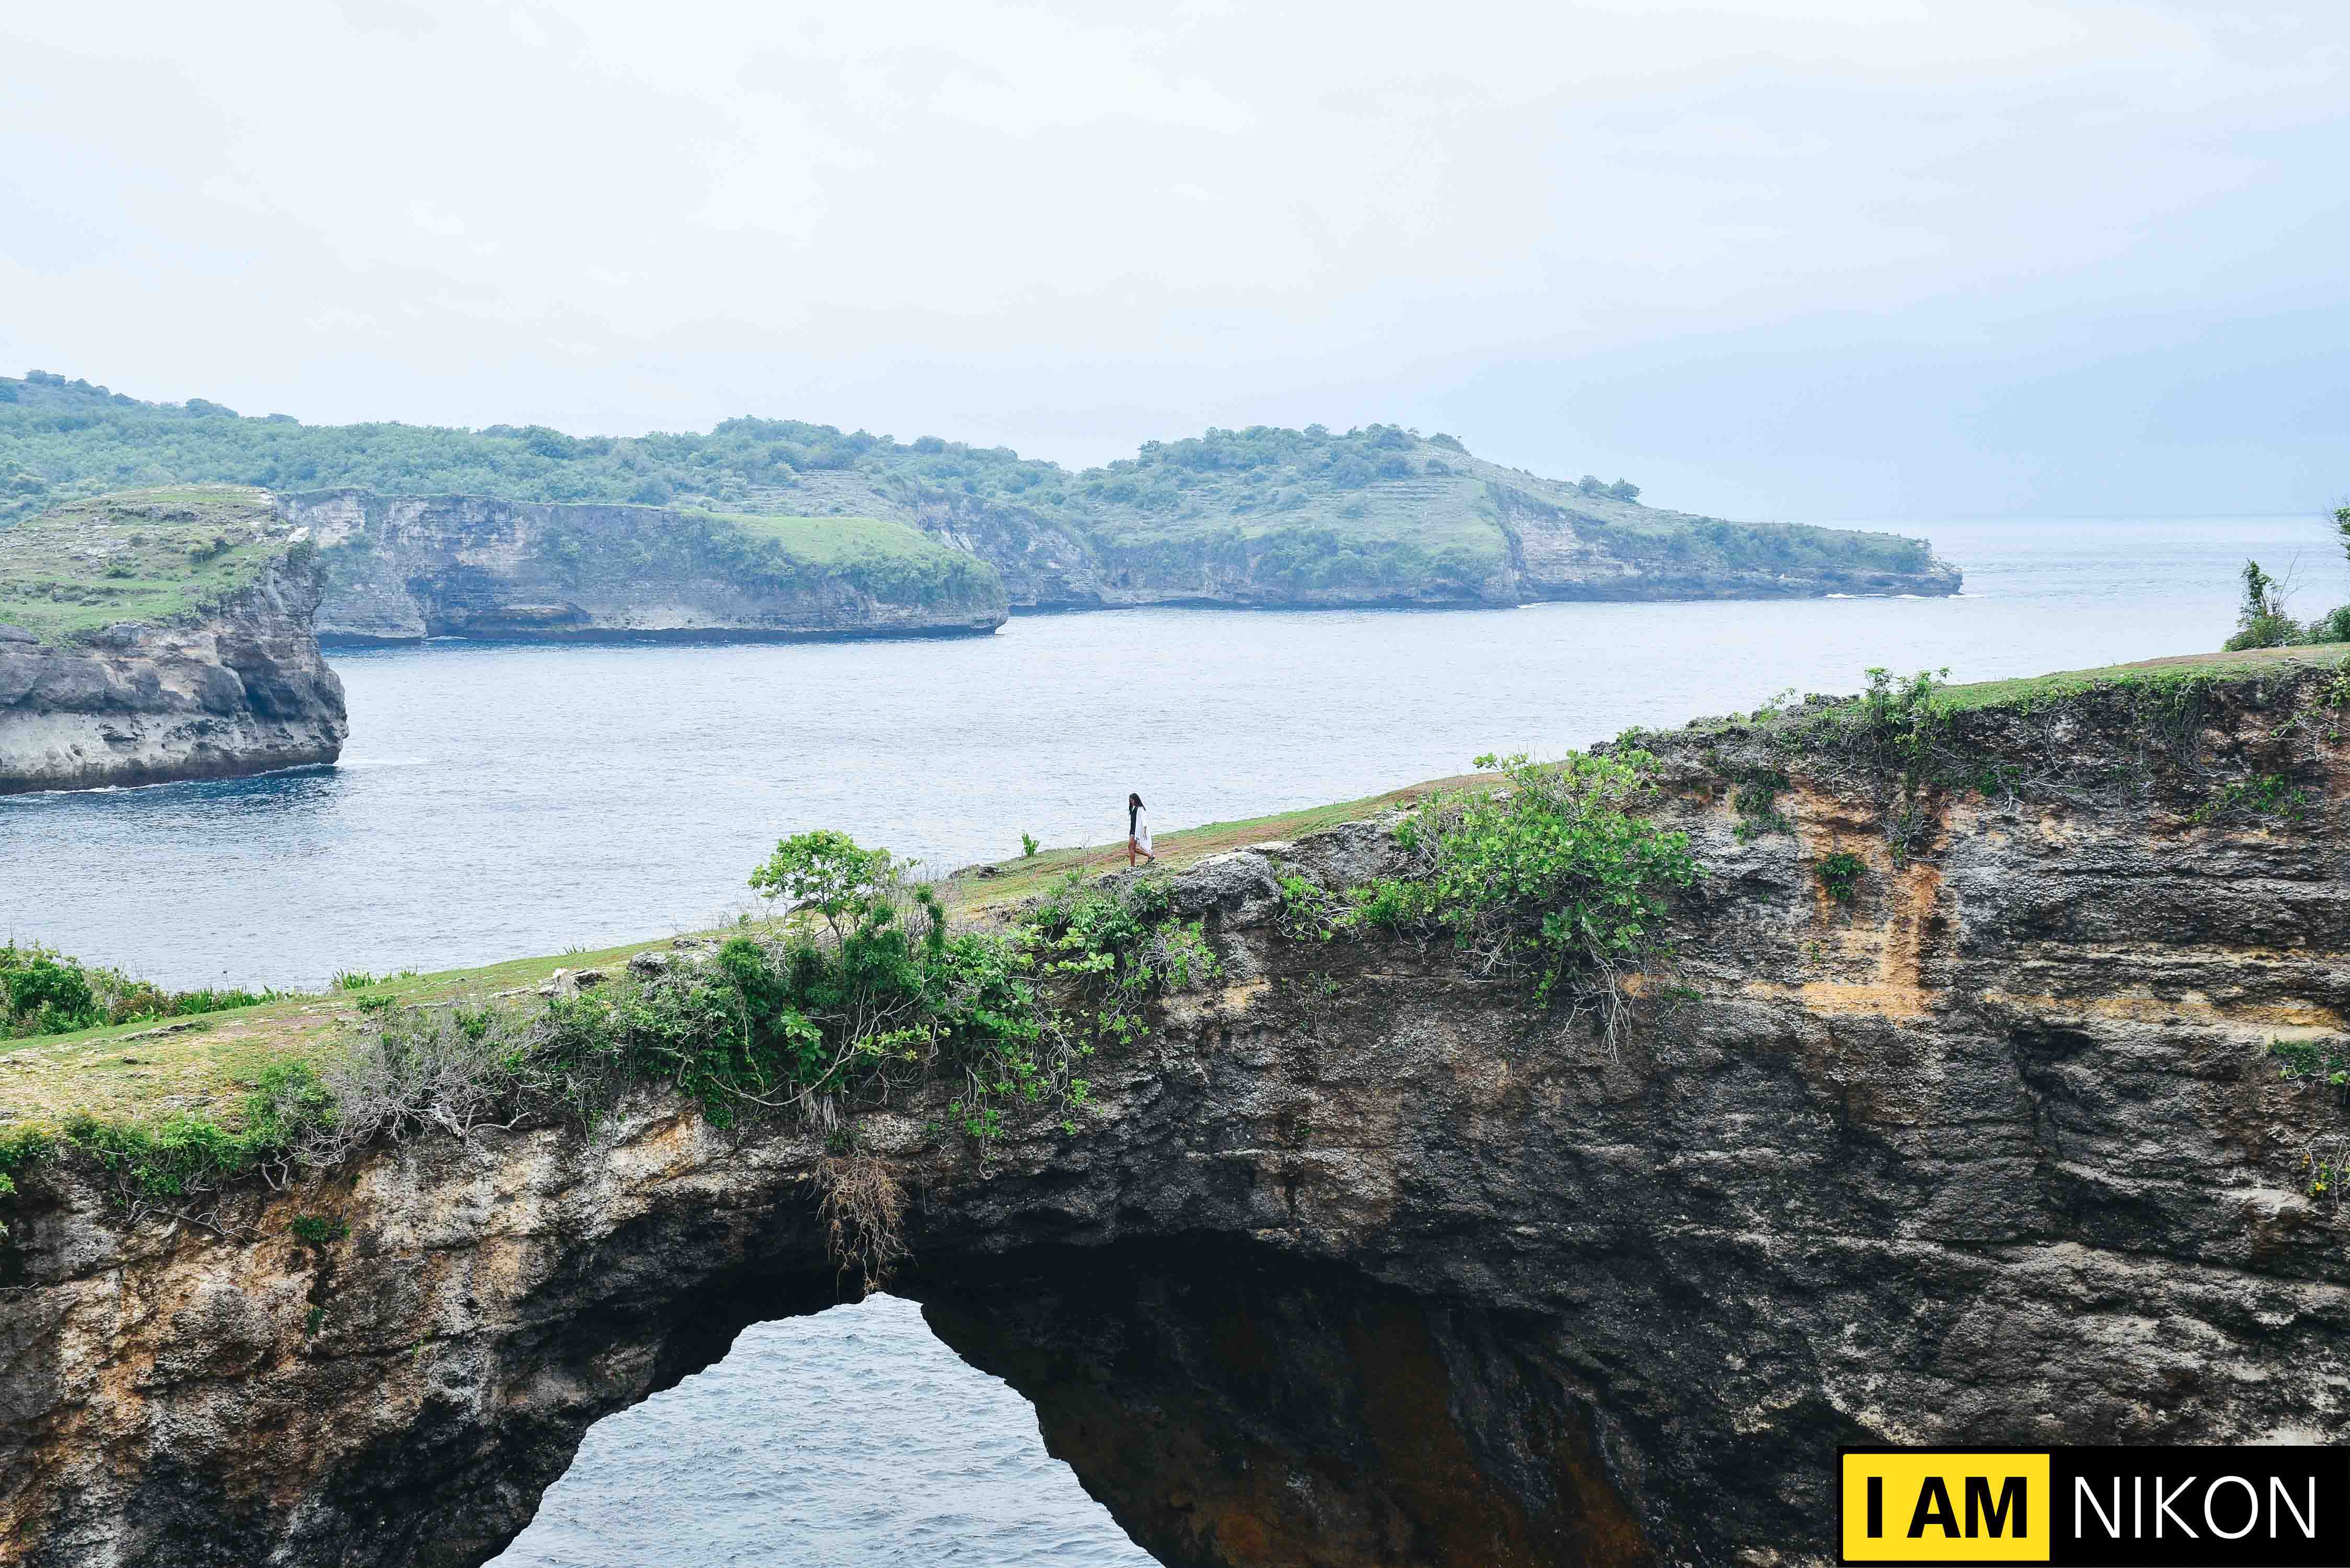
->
[0,371,1942,599]
[0,486,298,645]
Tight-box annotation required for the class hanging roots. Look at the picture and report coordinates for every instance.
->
[811,1154,906,1292]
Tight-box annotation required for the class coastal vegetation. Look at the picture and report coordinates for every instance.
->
[2,940,286,1039]
[0,372,1070,523]
[1815,851,1865,903]
[1277,751,1698,1046]
[2221,506,2350,650]
[11,647,2344,1241]
[0,743,1689,1229]
[0,829,1223,1224]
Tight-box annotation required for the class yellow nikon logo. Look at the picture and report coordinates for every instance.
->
[1838,1444,2341,1567]
[1841,1452,2051,1562]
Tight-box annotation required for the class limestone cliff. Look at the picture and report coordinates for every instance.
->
[279,490,1008,644]
[0,491,346,794]
[4,383,1962,612]
[2,658,2344,1566]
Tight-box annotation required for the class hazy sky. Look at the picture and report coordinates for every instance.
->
[4,1,2343,520]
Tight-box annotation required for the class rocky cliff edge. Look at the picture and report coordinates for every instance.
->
[1,651,2344,1566]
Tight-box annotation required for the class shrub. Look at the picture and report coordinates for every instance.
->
[2190,774,2311,826]
[9,830,1229,1247]
[1816,851,1865,904]
[1345,878,1416,933]
[1020,832,1039,859]
[0,939,287,1040]
[2223,560,2297,651]
[1727,766,1793,841]
[1275,873,1339,942]
[748,829,897,938]
[2270,1036,2347,1088]
[2,947,99,1034]
[1370,751,1698,1043]
[0,1127,56,1240]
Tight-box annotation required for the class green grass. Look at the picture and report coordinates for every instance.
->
[0,486,293,644]
[1933,644,2350,712]
[702,511,973,570]
[0,773,1489,1136]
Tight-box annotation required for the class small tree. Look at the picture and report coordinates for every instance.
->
[749,830,897,940]
[2222,559,2297,651]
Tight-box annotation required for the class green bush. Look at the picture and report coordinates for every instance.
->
[3,948,98,1034]
[0,833,1205,1227]
[531,832,1208,1139]
[2270,1036,2347,1087]
[1370,752,1697,1033]
[2190,774,2311,825]
[289,1214,350,1244]
[63,1061,335,1204]
[0,1127,56,1240]
[2224,560,2299,651]
[1726,766,1793,841]
[1816,851,1865,904]
[0,939,285,1040]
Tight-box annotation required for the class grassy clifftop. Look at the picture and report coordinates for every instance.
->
[6,643,2342,1139]
[0,486,297,645]
[0,774,1480,1135]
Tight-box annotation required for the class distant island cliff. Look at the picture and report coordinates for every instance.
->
[0,489,346,794]
[0,377,1969,793]
[277,490,1009,645]
[3,375,1962,610]
[0,485,1003,793]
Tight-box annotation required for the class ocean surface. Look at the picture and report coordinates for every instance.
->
[2,513,2334,1563]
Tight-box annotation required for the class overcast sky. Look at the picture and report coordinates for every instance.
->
[3,1,2343,520]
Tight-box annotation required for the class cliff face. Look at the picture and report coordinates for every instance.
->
[3,665,2344,1566]
[689,454,1963,612]
[0,545,346,794]
[279,490,1008,644]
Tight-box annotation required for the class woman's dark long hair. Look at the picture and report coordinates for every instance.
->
[1128,792,1144,834]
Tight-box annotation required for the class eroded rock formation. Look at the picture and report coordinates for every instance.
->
[0,547,345,794]
[3,665,2344,1566]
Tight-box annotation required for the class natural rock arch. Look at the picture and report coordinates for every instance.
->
[7,676,2348,1567]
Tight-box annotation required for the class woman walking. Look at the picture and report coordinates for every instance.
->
[1127,792,1156,867]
